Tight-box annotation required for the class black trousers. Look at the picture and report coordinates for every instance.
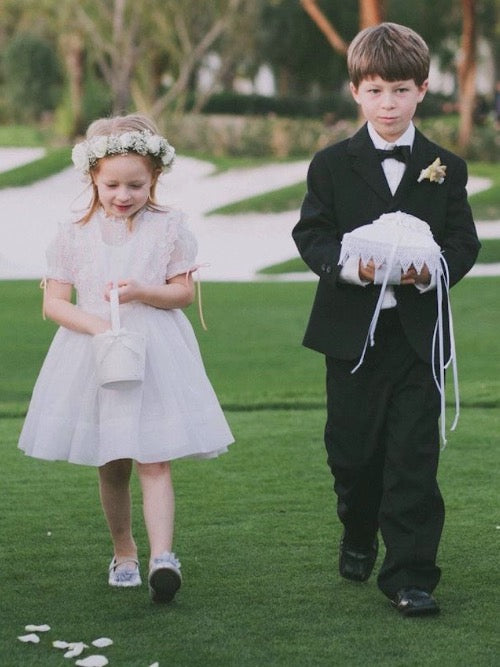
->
[324,309,444,597]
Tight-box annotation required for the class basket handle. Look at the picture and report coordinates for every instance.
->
[109,288,121,333]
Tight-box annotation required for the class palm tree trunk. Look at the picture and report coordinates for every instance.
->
[457,0,477,151]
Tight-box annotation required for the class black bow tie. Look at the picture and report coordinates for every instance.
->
[376,145,411,164]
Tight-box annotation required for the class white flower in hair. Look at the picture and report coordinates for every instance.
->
[71,143,89,172]
[106,135,121,155]
[72,129,176,174]
[146,134,162,154]
[93,136,109,159]
[161,144,176,167]
[119,132,135,150]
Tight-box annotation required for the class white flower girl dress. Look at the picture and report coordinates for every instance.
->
[19,207,234,466]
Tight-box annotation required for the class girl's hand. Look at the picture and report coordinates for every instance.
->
[44,279,110,335]
[104,279,141,304]
[105,274,195,309]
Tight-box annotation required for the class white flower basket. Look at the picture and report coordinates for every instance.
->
[92,289,146,389]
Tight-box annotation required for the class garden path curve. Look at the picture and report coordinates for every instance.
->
[0,148,497,281]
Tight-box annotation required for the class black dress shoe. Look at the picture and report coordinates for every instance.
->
[391,588,440,617]
[339,534,378,582]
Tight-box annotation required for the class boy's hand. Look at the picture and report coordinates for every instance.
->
[401,264,431,285]
[358,260,431,286]
[358,259,376,282]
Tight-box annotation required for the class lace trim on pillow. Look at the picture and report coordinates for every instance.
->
[339,239,442,274]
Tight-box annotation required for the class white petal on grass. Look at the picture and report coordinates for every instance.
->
[25,624,51,632]
[64,642,88,658]
[18,634,40,643]
[92,637,113,648]
[53,640,71,649]
[149,663,160,667]
[75,656,109,667]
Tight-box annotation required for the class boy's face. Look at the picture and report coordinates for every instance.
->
[350,76,428,142]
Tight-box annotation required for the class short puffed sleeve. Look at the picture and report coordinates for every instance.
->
[165,213,198,279]
[45,222,76,283]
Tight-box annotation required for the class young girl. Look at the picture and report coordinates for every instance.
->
[18,113,234,603]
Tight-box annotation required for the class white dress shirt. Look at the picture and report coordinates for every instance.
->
[339,122,434,307]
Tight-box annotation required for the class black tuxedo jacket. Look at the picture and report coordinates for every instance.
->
[292,124,480,363]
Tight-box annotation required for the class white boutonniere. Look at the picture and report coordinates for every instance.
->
[417,157,446,184]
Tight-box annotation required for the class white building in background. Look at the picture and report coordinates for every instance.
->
[198,52,276,97]
[428,37,494,97]
[198,39,495,102]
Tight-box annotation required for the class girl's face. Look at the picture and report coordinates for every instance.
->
[350,75,428,142]
[93,153,156,219]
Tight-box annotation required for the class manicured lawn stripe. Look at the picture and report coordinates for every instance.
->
[1,279,499,417]
[0,147,72,189]
[2,405,498,665]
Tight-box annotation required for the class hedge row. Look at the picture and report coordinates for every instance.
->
[193,90,455,121]
[164,114,356,158]
[164,113,498,161]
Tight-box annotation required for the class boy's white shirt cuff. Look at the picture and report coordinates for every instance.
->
[339,256,370,286]
[339,258,436,314]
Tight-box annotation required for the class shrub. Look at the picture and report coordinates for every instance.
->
[164,113,357,158]
[3,33,62,122]
[416,116,499,161]
[194,91,452,121]
[163,112,497,162]
[199,91,357,120]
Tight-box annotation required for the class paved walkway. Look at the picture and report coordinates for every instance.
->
[0,148,497,280]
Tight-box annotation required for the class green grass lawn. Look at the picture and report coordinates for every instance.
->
[4,279,498,415]
[475,238,500,264]
[2,408,499,666]
[0,131,498,664]
[1,279,499,665]
[0,125,48,147]
[0,147,72,189]
[462,161,500,220]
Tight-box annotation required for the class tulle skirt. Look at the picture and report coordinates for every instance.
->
[19,305,234,466]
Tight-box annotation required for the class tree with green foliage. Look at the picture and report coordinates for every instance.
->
[3,33,61,122]
[256,1,358,97]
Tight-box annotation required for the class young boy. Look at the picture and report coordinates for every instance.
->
[292,23,480,616]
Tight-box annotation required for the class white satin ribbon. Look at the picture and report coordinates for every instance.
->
[351,251,459,448]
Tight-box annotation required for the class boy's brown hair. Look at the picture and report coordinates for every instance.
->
[347,22,430,88]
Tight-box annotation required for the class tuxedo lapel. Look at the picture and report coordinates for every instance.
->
[346,125,442,211]
[347,125,392,203]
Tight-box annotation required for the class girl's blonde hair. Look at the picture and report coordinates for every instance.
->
[78,113,166,225]
[347,22,430,88]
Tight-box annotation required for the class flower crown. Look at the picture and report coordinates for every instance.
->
[71,130,176,174]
